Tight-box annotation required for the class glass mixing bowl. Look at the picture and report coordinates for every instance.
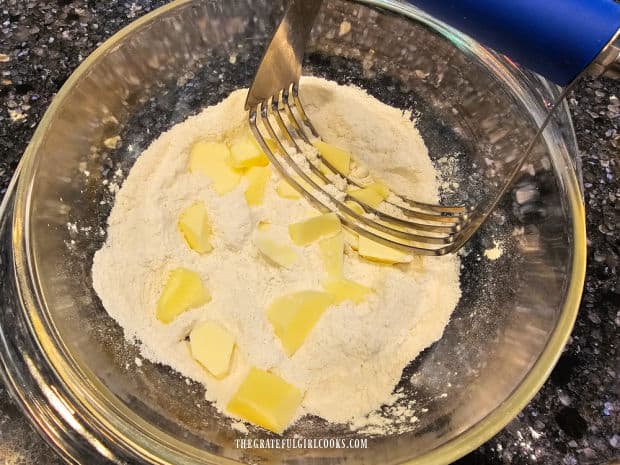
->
[0,0,586,464]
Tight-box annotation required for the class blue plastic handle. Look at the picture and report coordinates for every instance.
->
[408,0,620,86]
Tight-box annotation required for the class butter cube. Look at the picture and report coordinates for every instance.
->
[288,212,341,246]
[230,136,269,169]
[367,181,390,198]
[244,166,271,206]
[318,233,344,277]
[254,229,298,268]
[156,268,210,324]
[227,367,303,434]
[345,200,365,216]
[267,291,335,356]
[178,202,213,254]
[189,321,235,378]
[275,178,302,200]
[323,277,372,304]
[189,141,242,195]
[313,140,351,175]
[348,186,387,208]
[344,229,359,250]
[358,235,413,264]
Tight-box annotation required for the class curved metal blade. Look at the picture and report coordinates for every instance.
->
[244,0,323,110]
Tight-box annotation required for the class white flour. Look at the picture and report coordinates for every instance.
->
[92,77,461,431]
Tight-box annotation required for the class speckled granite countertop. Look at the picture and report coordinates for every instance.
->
[0,1,618,464]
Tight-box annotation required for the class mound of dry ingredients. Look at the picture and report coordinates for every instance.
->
[92,76,461,432]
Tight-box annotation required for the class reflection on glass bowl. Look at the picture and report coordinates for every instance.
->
[0,1,585,464]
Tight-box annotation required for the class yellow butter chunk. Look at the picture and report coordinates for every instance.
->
[313,140,351,175]
[288,212,341,246]
[227,368,303,434]
[348,185,387,208]
[156,268,210,324]
[229,136,269,169]
[254,229,298,268]
[275,178,302,199]
[344,229,359,250]
[358,235,413,264]
[318,233,344,277]
[267,291,335,356]
[189,321,235,378]
[323,278,372,304]
[244,166,271,206]
[189,141,242,195]
[367,181,390,198]
[178,202,213,254]
[345,200,365,216]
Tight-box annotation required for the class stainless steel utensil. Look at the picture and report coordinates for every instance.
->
[246,0,472,256]
[246,0,617,256]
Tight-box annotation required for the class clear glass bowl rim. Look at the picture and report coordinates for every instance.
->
[0,0,587,464]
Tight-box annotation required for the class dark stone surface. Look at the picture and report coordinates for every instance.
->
[0,1,618,464]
